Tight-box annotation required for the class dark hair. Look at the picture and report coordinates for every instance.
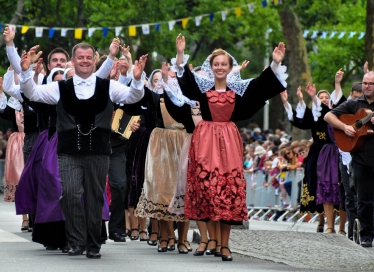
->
[96,55,108,71]
[209,49,233,68]
[351,82,362,93]
[71,43,95,58]
[47,48,70,65]
[52,70,64,81]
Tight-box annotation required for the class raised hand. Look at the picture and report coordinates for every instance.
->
[34,58,44,76]
[161,62,169,83]
[240,60,250,70]
[272,42,286,65]
[188,63,194,71]
[120,44,132,62]
[335,68,344,83]
[133,54,148,81]
[109,37,120,58]
[94,51,100,64]
[305,82,316,98]
[280,90,288,103]
[118,58,129,76]
[20,50,32,72]
[3,24,15,46]
[176,33,185,54]
[29,45,43,64]
[364,61,369,74]
[296,86,303,102]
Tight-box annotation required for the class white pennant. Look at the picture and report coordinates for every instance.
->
[221,11,228,21]
[195,16,202,26]
[35,27,43,37]
[168,21,175,31]
[88,28,96,37]
[247,4,254,13]
[115,27,122,36]
[61,28,68,37]
[142,24,150,35]
[8,24,16,32]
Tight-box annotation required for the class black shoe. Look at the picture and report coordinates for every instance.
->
[68,246,86,256]
[177,243,189,254]
[120,233,127,237]
[46,246,58,250]
[86,251,101,259]
[139,230,148,242]
[147,232,158,246]
[184,240,192,252]
[109,233,127,242]
[167,238,176,251]
[205,239,217,255]
[28,227,33,232]
[221,246,233,261]
[158,240,168,253]
[21,220,29,232]
[62,245,71,253]
[130,229,139,241]
[317,224,324,233]
[214,245,222,257]
[193,241,207,256]
[361,239,373,247]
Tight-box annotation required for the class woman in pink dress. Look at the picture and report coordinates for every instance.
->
[174,34,287,261]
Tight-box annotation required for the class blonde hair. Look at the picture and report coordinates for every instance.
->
[209,49,233,68]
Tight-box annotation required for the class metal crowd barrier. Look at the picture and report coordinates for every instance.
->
[246,168,304,221]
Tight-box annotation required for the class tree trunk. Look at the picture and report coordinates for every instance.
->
[365,0,374,70]
[0,0,25,47]
[278,5,312,141]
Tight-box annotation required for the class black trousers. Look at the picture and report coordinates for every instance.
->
[58,153,109,252]
[339,161,357,238]
[351,161,374,241]
[108,141,128,235]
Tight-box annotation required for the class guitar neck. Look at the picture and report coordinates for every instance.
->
[362,112,374,125]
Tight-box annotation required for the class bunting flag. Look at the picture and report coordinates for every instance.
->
[61,28,68,37]
[35,27,43,37]
[329,31,337,39]
[247,4,254,13]
[155,23,161,31]
[303,30,309,38]
[310,30,318,39]
[195,16,202,26]
[182,18,189,29]
[115,27,122,36]
[274,0,279,4]
[21,25,29,34]
[74,28,83,39]
[209,13,214,22]
[262,0,267,8]
[88,28,96,37]
[102,27,108,37]
[9,24,15,32]
[48,28,55,38]
[221,11,228,21]
[0,24,3,31]
[129,26,136,37]
[338,32,346,39]
[142,24,150,35]
[348,32,356,38]
[358,32,365,39]
[235,7,242,18]
[168,21,175,30]
[321,31,327,39]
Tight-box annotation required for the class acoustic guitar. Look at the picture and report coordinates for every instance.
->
[334,108,374,152]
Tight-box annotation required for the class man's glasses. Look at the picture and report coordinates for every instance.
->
[362,82,374,87]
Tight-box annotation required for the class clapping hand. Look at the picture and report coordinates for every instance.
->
[305,82,316,98]
[296,86,303,102]
[3,24,15,46]
[29,45,43,64]
[364,61,369,74]
[133,54,148,81]
[272,42,286,65]
[280,90,288,103]
[109,38,120,58]
[335,68,344,83]
[120,44,132,62]
[240,60,250,70]
[161,62,169,84]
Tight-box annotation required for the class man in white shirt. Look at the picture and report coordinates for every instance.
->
[19,43,147,259]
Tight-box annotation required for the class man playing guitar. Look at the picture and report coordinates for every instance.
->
[324,71,374,247]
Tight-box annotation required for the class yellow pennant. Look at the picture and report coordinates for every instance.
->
[74,28,83,39]
[274,0,279,4]
[129,26,136,37]
[21,25,29,34]
[235,7,242,17]
[182,18,189,29]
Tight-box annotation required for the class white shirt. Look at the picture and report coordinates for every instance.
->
[20,70,144,105]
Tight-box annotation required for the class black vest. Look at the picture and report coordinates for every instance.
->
[56,77,114,154]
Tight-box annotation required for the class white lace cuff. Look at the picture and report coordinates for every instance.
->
[6,96,21,111]
[296,102,306,119]
[284,102,294,121]
[270,61,288,88]
[0,93,7,110]
[170,54,190,78]
[330,89,342,105]
[312,98,322,122]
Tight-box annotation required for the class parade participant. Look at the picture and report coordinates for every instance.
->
[19,43,147,259]
[173,33,287,261]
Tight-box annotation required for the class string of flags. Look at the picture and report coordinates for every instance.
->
[0,1,365,41]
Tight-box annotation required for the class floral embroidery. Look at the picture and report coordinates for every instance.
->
[206,90,235,104]
[316,131,326,141]
[301,183,315,206]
